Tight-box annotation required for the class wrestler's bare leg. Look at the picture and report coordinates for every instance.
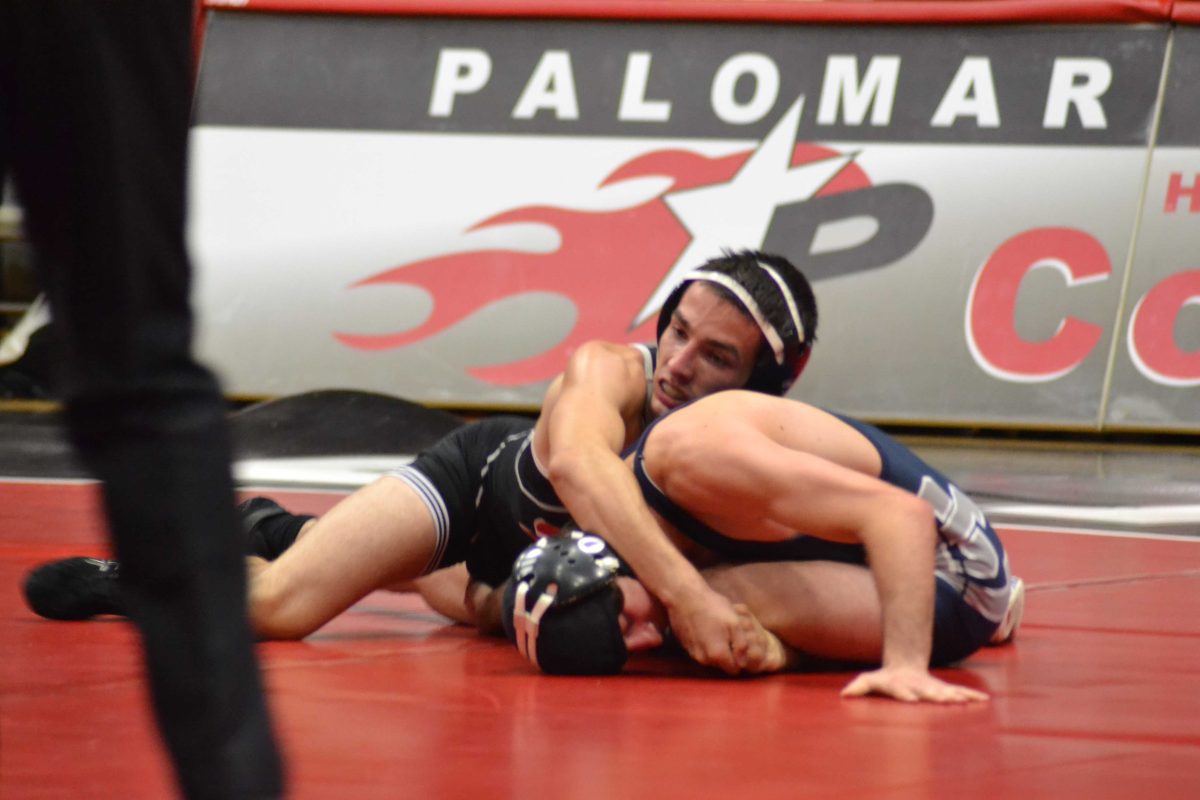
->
[281,515,468,622]
[247,476,439,639]
[257,505,476,626]
[400,564,476,625]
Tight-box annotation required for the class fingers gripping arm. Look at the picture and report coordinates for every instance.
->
[465,576,506,635]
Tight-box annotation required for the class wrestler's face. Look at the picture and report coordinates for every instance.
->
[651,283,761,417]
[616,576,669,652]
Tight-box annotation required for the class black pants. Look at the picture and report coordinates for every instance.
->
[0,3,283,798]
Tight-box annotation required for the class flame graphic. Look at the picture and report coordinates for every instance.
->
[334,144,868,385]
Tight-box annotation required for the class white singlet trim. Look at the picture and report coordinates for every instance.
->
[515,433,568,514]
[385,466,451,576]
[632,343,655,427]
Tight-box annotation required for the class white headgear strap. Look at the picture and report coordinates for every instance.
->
[681,265,806,365]
[512,581,557,666]
[754,260,805,346]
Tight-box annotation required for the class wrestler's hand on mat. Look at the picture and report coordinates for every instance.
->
[666,582,749,675]
[733,604,794,674]
[840,665,989,704]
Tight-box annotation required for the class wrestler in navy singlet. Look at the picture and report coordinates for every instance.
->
[629,403,1012,664]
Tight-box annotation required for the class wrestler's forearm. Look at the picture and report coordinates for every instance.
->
[556,454,753,672]
[465,578,506,634]
[857,502,939,669]
[408,564,477,626]
[541,353,707,604]
[550,446,710,606]
[840,514,989,702]
[538,346,746,671]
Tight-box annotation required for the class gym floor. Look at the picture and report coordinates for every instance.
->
[2,393,1199,799]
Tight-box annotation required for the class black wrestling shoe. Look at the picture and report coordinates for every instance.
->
[23,557,123,620]
[239,496,288,539]
[239,496,312,560]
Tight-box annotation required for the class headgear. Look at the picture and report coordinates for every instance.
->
[655,250,815,395]
[502,529,629,675]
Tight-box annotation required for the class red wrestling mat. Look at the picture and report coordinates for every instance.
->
[2,480,1199,799]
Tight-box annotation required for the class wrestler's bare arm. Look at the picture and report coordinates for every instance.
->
[535,342,749,673]
[399,564,478,626]
[646,393,986,701]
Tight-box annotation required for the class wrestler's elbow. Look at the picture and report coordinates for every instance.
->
[846,487,932,550]
[545,446,598,498]
[638,418,705,492]
[880,491,939,549]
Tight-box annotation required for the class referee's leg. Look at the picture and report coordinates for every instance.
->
[0,3,284,797]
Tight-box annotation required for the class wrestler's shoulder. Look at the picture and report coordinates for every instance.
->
[566,340,649,378]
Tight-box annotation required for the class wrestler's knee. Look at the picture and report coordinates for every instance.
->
[247,568,319,640]
[643,412,731,495]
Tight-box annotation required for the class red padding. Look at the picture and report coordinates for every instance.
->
[202,0,1174,25]
[1173,0,1200,21]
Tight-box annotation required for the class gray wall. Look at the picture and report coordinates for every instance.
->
[188,11,1200,431]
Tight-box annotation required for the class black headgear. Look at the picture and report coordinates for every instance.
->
[502,530,629,676]
[655,251,813,395]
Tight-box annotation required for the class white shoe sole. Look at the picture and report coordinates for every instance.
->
[990,576,1025,645]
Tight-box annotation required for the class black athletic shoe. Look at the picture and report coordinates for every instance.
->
[23,557,123,620]
[239,496,288,536]
[239,496,311,560]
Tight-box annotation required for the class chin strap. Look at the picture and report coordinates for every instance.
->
[511,581,558,666]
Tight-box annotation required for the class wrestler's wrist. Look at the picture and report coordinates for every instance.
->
[652,569,709,610]
[880,648,929,672]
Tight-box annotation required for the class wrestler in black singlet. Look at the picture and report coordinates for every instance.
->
[388,344,658,587]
